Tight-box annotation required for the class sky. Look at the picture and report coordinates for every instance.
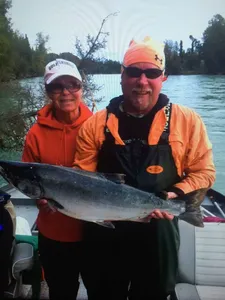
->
[9,0,225,62]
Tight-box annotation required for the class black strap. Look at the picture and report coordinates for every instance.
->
[104,112,115,142]
[158,103,172,144]
[104,96,123,143]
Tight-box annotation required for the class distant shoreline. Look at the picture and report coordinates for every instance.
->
[1,72,225,84]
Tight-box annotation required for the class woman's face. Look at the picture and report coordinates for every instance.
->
[46,75,83,113]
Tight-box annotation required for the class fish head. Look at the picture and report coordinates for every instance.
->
[0,160,43,198]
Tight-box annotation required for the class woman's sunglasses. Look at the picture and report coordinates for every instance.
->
[123,65,163,79]
[46,82,82,94]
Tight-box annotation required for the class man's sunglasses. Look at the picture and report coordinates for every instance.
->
[46,82,82,94]
[123,65,163,79]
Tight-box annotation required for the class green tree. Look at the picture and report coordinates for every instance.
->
[179,40,184,62]
[202,14,225,74]
[31,32,49,76]
[0,0,11,32]
[0,0,34,81]
[11,32,32,78]
[0,0,14,81]
[0,80,44,151]
[164,40,181,75]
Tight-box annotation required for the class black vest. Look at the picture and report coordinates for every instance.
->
[97,96,180,194]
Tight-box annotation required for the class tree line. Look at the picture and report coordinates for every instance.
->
[0,1,120,82]
[1,0,225,83]
[0,0,225,154]
[164,14,225,75]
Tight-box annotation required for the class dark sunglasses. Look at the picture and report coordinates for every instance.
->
[123,65,163,79]
[46,82,82,94]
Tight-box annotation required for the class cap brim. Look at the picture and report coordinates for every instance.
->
[45,71,82,84]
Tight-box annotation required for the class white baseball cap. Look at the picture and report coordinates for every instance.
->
[44,58,82,84]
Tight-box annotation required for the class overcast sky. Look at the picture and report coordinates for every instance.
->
[9,0,225,61]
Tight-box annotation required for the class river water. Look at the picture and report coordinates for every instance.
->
[0,74,225,194]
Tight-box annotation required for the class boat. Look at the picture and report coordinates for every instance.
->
[2,185,225,299]
[173,188,225,300]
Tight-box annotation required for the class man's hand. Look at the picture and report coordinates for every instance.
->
[36,199,57,213]
[148,209,174,220]
[146,191,178,221]
[167,192,178,199]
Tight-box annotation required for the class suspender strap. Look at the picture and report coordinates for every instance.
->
[158,103,172,144]
[104,112,115,142]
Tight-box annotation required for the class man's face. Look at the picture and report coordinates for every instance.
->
[121,62,164,114]
[47,75,82,113]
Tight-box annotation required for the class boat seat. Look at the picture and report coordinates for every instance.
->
[4,242,34,298]
[4,216,41,298]
[175,221,225,300]
[11,216,34,282]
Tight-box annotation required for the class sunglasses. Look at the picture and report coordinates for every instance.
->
[46,82,82,94]
[123,65,163,79]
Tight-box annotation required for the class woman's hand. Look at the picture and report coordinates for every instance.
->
[36,199,57,213]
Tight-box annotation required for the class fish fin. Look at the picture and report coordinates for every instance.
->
[179,209,204,227]
[94,221,115,229]
[102,173,126,184]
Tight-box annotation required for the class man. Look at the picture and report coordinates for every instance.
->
[73,37,216,300]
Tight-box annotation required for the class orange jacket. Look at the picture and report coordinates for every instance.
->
[74,104,216,194]
[22,102,92,242]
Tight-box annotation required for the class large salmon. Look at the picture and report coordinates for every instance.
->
[0,160,204,227]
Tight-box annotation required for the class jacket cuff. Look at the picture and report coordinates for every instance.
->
[168,186,185,196]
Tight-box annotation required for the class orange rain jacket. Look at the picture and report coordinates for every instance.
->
[74,104,216,194]
[22,102,92,242]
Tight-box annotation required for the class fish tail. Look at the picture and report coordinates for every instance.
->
[178,209,204,227]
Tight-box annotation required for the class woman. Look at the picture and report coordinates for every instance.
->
[22,58,92,299]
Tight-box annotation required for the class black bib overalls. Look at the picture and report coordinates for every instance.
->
[81,96,180,300]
